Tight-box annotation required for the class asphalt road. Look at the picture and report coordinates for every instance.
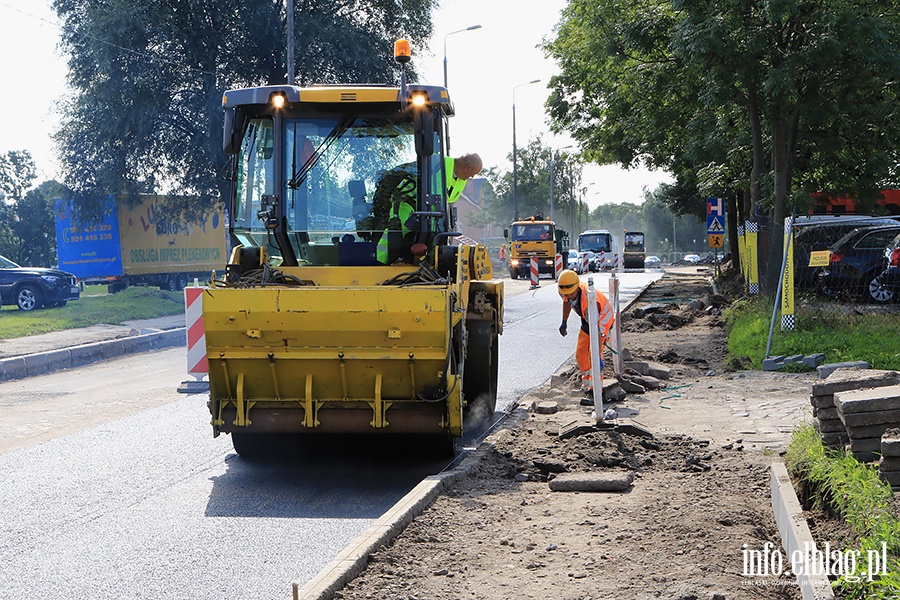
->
[0,269,661,600]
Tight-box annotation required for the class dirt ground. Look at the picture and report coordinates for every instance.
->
[337,268,820,599]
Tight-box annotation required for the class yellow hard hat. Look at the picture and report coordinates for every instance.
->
[557,269,580,295]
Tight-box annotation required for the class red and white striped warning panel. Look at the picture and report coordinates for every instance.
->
[184,286,208,378]
[554,253,563,279]
[529,257,540,288]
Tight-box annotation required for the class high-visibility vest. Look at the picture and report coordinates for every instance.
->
[376,200,415,264]
[568,283,614,337]
[445,157,467,203]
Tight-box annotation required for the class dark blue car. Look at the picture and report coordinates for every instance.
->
[0,255,80,311]
[793,217,900,288]
[817,225,900,303]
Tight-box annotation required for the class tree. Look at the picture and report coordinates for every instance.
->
[13,182,64,268]
[0,151,61,266]
[52,0,438,216]
[0,151,37,202]
[545,0,900,293]
[0,151,37,260]
[475,138,585,232]
[672,0,900,287]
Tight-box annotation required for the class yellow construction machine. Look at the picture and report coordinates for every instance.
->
[504,215,560,280]
[205,41,503,456]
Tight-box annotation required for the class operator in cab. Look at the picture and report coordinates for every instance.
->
[375,153,483,264]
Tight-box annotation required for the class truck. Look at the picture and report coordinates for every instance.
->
[504,215,560,280]
[55,195,226,292]
[623,231,646,269]
[203,39,504,456]
[577,229,617,270]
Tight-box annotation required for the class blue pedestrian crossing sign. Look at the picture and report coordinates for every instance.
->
[706,215,725,234]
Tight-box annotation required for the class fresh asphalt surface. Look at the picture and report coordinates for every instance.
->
[0,270,661,599]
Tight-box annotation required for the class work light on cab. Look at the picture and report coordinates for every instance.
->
[270,93,286,109]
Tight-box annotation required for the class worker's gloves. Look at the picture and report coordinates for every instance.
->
[559,321,567,336]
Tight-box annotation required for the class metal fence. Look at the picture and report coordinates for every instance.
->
[750,215,900,366]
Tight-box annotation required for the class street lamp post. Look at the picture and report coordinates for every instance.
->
[286,0,294,84]
[512,79,541,221]
[443,25,481,89]
[443,24,481,152]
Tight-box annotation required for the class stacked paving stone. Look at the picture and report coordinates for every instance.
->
[810,369,900,452]
[835,383,900,462]
[880,429,900,492]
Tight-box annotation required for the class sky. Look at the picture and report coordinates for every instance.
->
[0,0,672,209]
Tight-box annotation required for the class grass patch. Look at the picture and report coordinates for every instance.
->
[786,425,900,597]
[723,296,900,371]
[0,287,184,339]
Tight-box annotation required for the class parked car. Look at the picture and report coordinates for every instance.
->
[683,254,701,264]
[816,225,900,303]
[793,216,900,288]
[0,255,80,311]
[644,255,662,269]
[874,231,900,302]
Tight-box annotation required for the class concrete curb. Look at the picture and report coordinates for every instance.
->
[293,474,449,600]
[770,462,835,599]
[0,328,185,382]
[293,458,475,600]
[293,405,532,600]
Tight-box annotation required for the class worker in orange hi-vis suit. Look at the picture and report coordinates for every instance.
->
[557,269,614,394]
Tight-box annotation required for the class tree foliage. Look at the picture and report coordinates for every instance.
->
[0,151,61,266]
[473,139,587,232]
[52,0,438,215]
[544,0,900,292]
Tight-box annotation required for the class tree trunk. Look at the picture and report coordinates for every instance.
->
[768,116,788,295]
[747,90,765,222]
[726,192,740,273]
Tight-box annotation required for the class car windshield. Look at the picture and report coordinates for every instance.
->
[0,255,20,268]
[512,224,551,241]
[856,227,900,249]
[231,114,445,265]
[578,233,611,253]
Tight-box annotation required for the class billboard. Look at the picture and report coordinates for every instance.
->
[54,197,123,279]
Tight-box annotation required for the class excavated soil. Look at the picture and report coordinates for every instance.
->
[336,268,819,599]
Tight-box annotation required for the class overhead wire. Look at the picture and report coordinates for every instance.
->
[0,1,215,76]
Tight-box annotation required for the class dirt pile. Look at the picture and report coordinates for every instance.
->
[337,268,812,599]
